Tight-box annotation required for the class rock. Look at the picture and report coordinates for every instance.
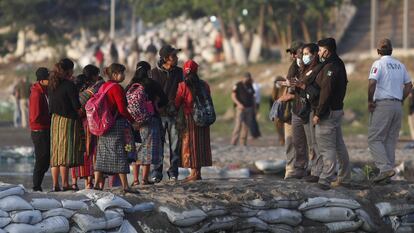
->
[303,207,356,223]
[257,208,302,226]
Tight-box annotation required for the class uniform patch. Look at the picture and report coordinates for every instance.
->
[371,67,378,74]
[327,71,333,77]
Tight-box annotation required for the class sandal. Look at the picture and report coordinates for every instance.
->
[131,181,140,187]
[141,180,155,186]
[51,187,61,192]
[122,188,140,194]
[71,184,79,191]
[62,186,72,191]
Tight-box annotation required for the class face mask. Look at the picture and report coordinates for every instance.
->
[302,55,313,65]
[275,83,281,88]
[296,58,302,67]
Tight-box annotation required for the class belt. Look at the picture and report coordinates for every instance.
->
[376,98,402,102]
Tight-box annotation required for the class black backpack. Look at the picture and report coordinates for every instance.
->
[192,82,216,127]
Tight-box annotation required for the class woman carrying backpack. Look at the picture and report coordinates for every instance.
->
[49,58,84,192]
[126,61,168,186]
[94,63,138,194]
[175,60,213,182]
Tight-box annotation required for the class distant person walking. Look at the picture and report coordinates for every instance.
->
[175,60,213,182]
[94,45,104,70]
[110,42,119,63]
[230,72,256,146]
[48,58,84,192]
[146,38,158,68]
[271,76,287,146]
[368,39,412,183]
[12,82,21,127]
[16,77,31,128]
[29,67,51,192]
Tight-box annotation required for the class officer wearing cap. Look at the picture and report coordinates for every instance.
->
[312,37,350,190]
[149,44,184,182]
[368,39,412,183]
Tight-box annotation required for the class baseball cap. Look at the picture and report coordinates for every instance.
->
[159,44,181,58]
[377,38,392,51]
[286,41,304,54]
[36,67,49,81]
[183,60,198,75]
[317,38,337,52]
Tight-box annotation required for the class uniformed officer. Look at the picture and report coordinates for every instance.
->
[312,38,350,190]
[368,38,412,183]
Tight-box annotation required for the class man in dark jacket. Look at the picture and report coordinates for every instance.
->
[29,67,51,192]
[150,44,183,182]
[312,38,350,190]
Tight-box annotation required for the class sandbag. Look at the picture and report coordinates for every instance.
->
[396,226,414,233]
[36,216,69,233]
[324,220,363,233]
[257,208,302,226]
[304,207,356,223]
[107,220,138,233]
[355,209,379,232]
[254,160,286,174]
[268,224,294,233]
[0,217,11,227]
[69,226,106,233]
[96,195,132,211]
[299,197,360,211]
[0,229,6,233]
[0,186,24,199]
[42,208,75,219]
[31,198,62,210]
[194,216,238,233]
[201,204,229,217]
[0,195,33,211]
[376,202,414,217]
[61,199,88,210]
[0,209,8,217]
[234,217,268,231]
[4,223,41,233]
[10,210,42,224]
[232,207,259,218]
[273,197,301,209]
[159,206,207,227]
[125,202,155,213]
[71,211,123,232]
[243,199,272,210]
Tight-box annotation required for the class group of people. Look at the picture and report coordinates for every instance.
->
[28,44,213,193]
[270,37,412,190]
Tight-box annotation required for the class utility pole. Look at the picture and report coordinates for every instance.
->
[403,0,409,49]
[370,0,377,55]
[110,0,115,40]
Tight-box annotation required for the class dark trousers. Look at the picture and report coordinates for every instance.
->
[31,130,50,190]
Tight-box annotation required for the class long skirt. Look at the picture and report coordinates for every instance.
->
[136,117,162,165]
[181,115,212,168]
[50,114,84,167]
[95,118,133,174]
[71,119,96,178]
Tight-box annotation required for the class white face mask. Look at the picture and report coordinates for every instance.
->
[296,58,302,67]
[275,83,281,88]
[302,54,313,65]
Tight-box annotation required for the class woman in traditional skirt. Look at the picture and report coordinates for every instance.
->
[48,58,84,191]
[175,60,212,182]
[126,61,167,186]
[71,65,105,190]
[94,63,138,193]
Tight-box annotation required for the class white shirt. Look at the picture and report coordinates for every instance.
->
[252,83,261,104]
[368,55,411,101]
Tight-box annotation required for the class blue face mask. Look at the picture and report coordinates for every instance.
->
[302,55,313,65]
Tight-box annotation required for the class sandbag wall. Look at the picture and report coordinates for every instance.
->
[0,184,153,233]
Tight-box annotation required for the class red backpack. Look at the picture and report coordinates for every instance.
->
[85,83,116,136]
[126,83,154,124]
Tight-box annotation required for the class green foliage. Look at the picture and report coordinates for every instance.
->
[362,164,375,180]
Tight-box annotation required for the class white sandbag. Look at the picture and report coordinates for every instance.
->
[355,209,379,232]
[273,197,301,209]
[159,206,207,227]
[201,204,229,217]
[31,198,62,210]
[36,216,69,233]
[0,229,6,233]
[376,202,414,217]
[0,186,24,199]
[243,199,272,210]
[0,209,8,217]
[254,160,286,174]
[268,224,294,233]
[72,211,123,232]
[10,210,42,224]
[4,223,41,233]
[325,198,361,209]
[108,208,125,217]
[232,207,259,217]
[0,195,33,211]
[304,207,356,223]
[96,195,132,211]
[298,197,329,211]
[42,208,75,219]
[194,216,238,233]
[69,226,106,233]
[61,199,88,210]
[0,217,11,227]
[234,217,268,231]
[257,208,302,226]
[324,220,363,233]
[107,220,138,233]
[299,197,360,211]
[125,202,155,213]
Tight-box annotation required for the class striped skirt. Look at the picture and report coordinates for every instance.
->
[50,114,84,167]
[136,117,162,165]
[181,115,212,168]
[95,118,132,174]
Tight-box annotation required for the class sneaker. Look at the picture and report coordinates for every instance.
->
[373,170,396,183]
[152,177,162,183]
[304,175,319,183]
[317,183,331,190]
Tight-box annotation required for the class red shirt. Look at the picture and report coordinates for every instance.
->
[175,81,210,115]
[101,81,134,122]
[29,82,51,130]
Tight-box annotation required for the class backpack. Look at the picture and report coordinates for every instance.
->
[191,82,216,127]
[126,83,154,124]
[85,83,117,136]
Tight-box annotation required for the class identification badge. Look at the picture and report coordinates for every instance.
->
[327,71,333,77]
